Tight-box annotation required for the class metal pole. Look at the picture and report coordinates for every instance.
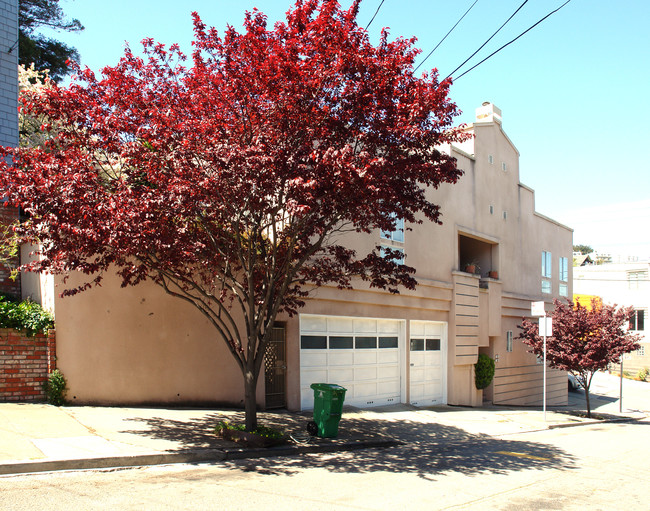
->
[544,313,548,422]
[619,359,623,413]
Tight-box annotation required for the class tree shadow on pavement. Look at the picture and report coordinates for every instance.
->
[122,410,577,480]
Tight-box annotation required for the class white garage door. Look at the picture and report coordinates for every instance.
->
[300,315,403,410]
[409,321,447,406]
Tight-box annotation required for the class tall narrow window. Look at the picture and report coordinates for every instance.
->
[629,310,645,331]
[542,251,552,278]
[559,257,568,282]
[380,245,405,265]
[506,331,513,352]
[381,214,404,243]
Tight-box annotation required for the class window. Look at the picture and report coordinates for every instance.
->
[380,245,405,265]
[629,310,645,331]
[300,335,327,349]
[489,205,494,215]
[506,331,513,352]
[542,280,551,294]
[559,283,568,297]
[637,345,646,357]
[542,251,552,278]
[628,271,648,290]
[559,257,568,282]
[381,214,404,243]
[502,162,507,171]
[488,154,494,164]
[502,211,507,220]
[410,338,440,351]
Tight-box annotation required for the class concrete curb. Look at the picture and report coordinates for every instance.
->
[547,415,646,430]
[0,438,399,476]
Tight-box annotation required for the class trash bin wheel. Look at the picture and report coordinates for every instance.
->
[306,421,318,436]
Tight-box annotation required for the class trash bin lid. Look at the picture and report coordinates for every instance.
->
[310,383,347,392]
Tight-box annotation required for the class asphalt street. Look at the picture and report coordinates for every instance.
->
[0,418,648,510]
[1,371,647,510]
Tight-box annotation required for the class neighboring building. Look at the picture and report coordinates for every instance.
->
[574,262,649,374]
[25,102,573,410]
[0,0,20,300]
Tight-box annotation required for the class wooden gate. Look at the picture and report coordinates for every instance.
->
[264,326,287,409]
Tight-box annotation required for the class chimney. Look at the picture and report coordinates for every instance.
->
[475,102,502,124]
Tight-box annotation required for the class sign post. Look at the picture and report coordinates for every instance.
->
[531,301,550,421]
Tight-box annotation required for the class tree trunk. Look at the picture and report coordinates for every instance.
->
[584,386,591,418]
[243,369,258,431]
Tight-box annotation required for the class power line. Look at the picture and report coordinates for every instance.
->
[365,0,386,30]
[414,0,479,74]
[451,0,572,82]
[445,0,529,80]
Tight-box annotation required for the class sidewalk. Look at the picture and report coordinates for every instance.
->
[0,400,646,476]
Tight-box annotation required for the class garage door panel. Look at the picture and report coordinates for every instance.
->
[377,380,399,394]
[410,352,425,367]
[353,318,377,333]
[354,351,377,365]
[378,365,399,379]
[328,317,353,333]
[329,368,354,381]
[378,321,400,334]
[378,351,399,364]
[302,316,327,332]
[329,351,354,366]
[353,382,378,397]
[425,352,442,364]
[355,367,377,381]
[301,353,327,367]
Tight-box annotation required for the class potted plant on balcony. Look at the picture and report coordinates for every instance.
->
[464,261,480,274]
[488,270,498,279]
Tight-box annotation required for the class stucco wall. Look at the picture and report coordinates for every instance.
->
[48,106,573,410]
[54,272,261,407]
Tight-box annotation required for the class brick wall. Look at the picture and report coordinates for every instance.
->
[0,328,56,401]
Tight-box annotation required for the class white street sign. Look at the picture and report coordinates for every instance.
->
[531,301,546,317]
[538,317,553,336]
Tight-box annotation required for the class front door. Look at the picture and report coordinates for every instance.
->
[264,326,287,409]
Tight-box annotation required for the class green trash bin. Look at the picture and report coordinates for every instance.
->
[310,383,347,438]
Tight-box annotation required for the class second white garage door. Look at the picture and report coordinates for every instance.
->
[300,315,404,410]
[409,320,447,406]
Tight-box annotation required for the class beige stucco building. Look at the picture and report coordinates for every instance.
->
[28,103,573,410]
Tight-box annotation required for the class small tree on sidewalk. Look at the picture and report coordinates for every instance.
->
[518,298,640,417]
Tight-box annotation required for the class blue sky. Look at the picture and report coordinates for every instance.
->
[42,0,650,257]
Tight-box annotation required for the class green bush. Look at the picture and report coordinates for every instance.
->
[637,367,648,382]
[214,420,284,440]
[475,354,496,390]
[0,296,54,335]
[43,370,67,406]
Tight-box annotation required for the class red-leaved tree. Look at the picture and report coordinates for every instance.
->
[0,0,466,430]
[518,299,640,417]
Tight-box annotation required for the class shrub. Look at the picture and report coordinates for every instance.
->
[43,370,67,406]
[637,367,648,382]
[214,420,285,440]
[0,296,54,335]
[475,354,496,390]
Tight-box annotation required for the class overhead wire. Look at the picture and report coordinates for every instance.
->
[365,0,386,30]
[445,0,530,80]
[451,0,573,81]
[414,0,479,73]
